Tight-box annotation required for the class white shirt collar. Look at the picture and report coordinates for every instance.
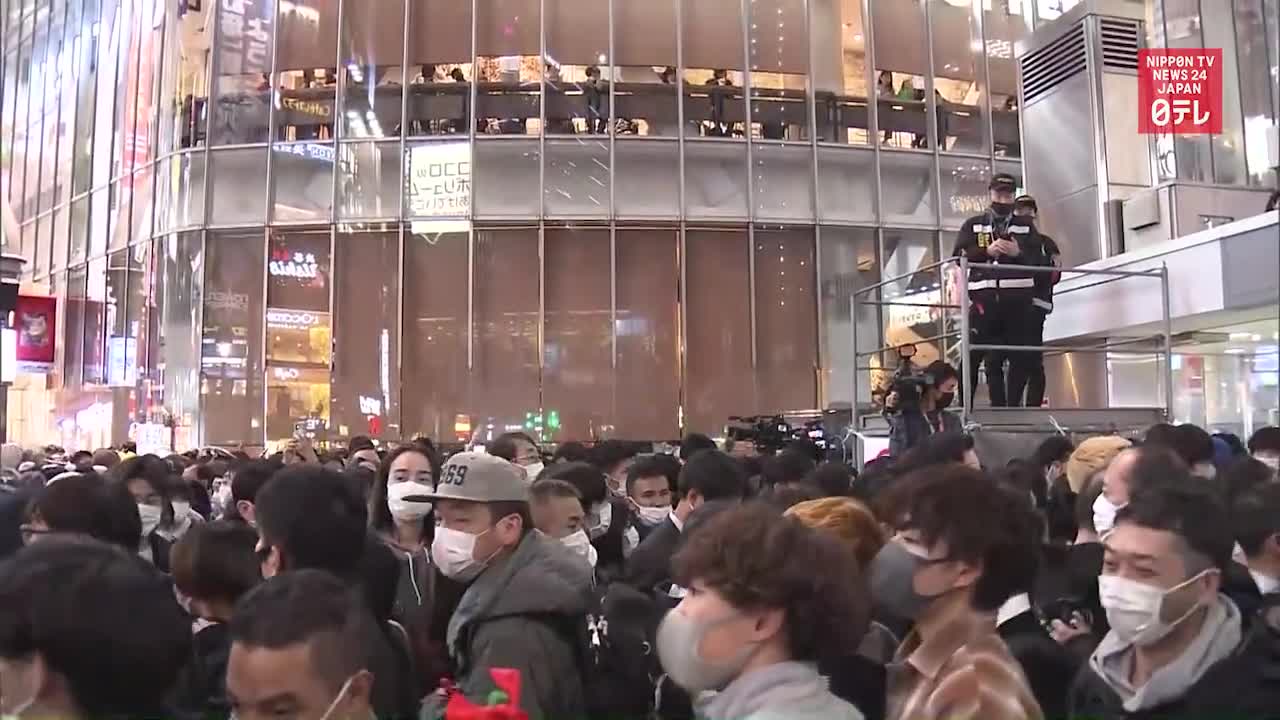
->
[1250,569,1280,595]
[997,592,1033,627]
[669,509,684,532]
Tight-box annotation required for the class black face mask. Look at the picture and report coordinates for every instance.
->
[935,391,955,409]
[990,201,1014,217]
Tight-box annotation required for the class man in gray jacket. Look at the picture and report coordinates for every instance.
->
[422,452,592,720]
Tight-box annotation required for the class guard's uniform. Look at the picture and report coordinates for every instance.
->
[1018,233,1060,407]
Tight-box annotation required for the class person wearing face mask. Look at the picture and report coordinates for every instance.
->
[530,478,596,572]
[953,173,1051,407]
[590,439,639,499]
[158,475,205,547]
[657,502,868,720]
[228,458,282,529]
[111,455,180,571]
[626,454,679,541]
[421,452,592,720]
[0,538,193,720]
[1012,195,1060,408]
[545,460,636,583]
[1069,478,1280,718]
[1233,483,1280,599]
[226,570,377,720]
[884,360,964,458]
[486,431,545,483]
[1246,426,1280,474]
[869,464,1044,720]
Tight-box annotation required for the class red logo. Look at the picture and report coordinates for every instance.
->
[1138,49,1223,135]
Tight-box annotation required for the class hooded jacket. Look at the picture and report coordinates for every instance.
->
[697,661,865,720]
[439,530,593,720]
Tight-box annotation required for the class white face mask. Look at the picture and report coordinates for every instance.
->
[212,484,233,511]
[171,501,191,521]
[1099,571,1209,647]
[1092,494,1125,537]
[587,500,613,539]
[1191,462,1217,480]
[387,481,435,522]
[636,504,671,527]
[521,462,545,482]
[138,504,163,536]
[560,529,597,568]
[1253,453,1280,471]
[431,525,491,582]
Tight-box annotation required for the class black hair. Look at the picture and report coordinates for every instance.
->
[485,500,535,538]
[997,458,1046,508]
[170,521,262,609]
[552,441,590,464]
[1232,482,1280,558]
[1044,475,1078,543]
[761,450,817,488]
[626,454,681,495]
[1074,477,1106,536]
[1115,475,1233,573]
[69,450,93,466]
[348,435,375,454]
[1143,422,1180,448]
[759,482,821,511]
[1171,424,1215,466]
[590,440,638,474]
[679,433,717,462]
[1033,435,1075,470]
[230,569,375,691]
[888,465,1041,612]
[678,450,748,503]
[231,458,282,507]
[487,432,538,463]
[1125,444,1189,498]
[0,538,192,716]
[804,462,854,497]
[1222,456,1277,506]
[24,474,143,552]
[368,444,438,534]
[112,455,176,525]
[254,465,368,578]
[1248,426,1280,455]
[923,360,959,387]
[541,461,607,507]
[894,432,975,472]
[530,478,583,504]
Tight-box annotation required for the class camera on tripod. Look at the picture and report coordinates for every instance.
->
[885,343,938,412]
[725,415,793,455]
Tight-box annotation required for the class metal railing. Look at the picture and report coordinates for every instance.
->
[850,255,1173,433]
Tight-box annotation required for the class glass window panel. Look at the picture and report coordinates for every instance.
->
[266,229,332,443]
[108,178,132,251]
[69,194,88,264]
[1201,6,1246,185]
[1154,0,1212,182]
[84,256,107,385]
[544,0,610,137]
[752,142,814,221]
[210,0,273,145]
[402,229,469,440]
[818,226,879,407]
[111,0,140,178]
[202,229,266,447]
[615,229,679,439]
[125,241,151,423]
[70,0,99,195]
[748,0,810,141]
[471,228,540,433]
[683,0,745,138]
[274,0,339,144]
[406,0,473,138]
[272,142,335,222]
[685,228,755,433]
[158,0,209,152]
[53,0,79,205]
[64,264,86,390]
[2,52,17,179]
[880,150,937,225]
[476,0,541,136]
[89,0,121,189]
[52,202,69,269]
[985,0,1029,158]
[88,186,109,256]
[871,0,930,150]
[105,249,132,387]
[881,227,938,298]
[338,141,402,219]
[939,156,990,229]
[331,228,399,442]
[338,0,404,141]
[404,139,471,219]
[176,150,208,229]
[9,16,31,213]
[160,231,204,448]
[754,227,818,413]
[929,0,989,154]
[684,140,749,219]
[816,145,875,223]
[129,164,155,244]
[543,228,612,440]
[1237,0,1278,186]
[36,4,63,215]
[209,147,267,224]
[136,0,164,163]
[33,213,49,276]
[140,238,164,420]
[544,138,609,217]
[473,138,539,218]
[614,138,679,219]
[812,0,870,145]
[614,0,678,138]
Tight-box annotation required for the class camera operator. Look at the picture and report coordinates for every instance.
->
[884,359,963,458]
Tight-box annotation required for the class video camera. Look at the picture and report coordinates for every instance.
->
[725,415,839,457]
[886,343,938,412]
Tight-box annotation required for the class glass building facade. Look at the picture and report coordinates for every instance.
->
[0,0,1269,448]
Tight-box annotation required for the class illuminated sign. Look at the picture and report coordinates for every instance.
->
[358,395,382,415]
[268,252,319,279]
[406,142,471,217]
[272,367,301,381]
[273,141,336,162]
[266,309,322,328]
[207,289,250,312]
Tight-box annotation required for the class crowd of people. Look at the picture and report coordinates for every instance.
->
[0,421,1278,720]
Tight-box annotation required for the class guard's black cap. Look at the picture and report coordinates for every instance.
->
[1014,194,1037,211]
[990,173,1018,191]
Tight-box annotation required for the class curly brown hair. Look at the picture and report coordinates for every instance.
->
[672,501,869,663]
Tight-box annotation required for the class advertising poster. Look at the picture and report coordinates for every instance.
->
[15,295,57,374]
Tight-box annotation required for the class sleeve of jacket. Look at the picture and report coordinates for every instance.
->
[951,218,988,262]
[458,616,575,720]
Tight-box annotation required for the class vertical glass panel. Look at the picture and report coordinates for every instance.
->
[338,141,403,219]
[271,141,335,222]
[1200,5,1246,184]
[985,0,1029,157]
[754,227,817,413]
[158,0,209,152]
[64,264,86,391]
[105,250,132,387]
[614,139,679,219]
[817,145,875,222]
[89,0,121,189]
[748,0,810,141]
[543,228,612,440]
[33,214,50,276]
[53,0,79,204]
[818,226,879,407]
[614,0,678,137]
[1155,0,1212,182]
[177,150,208,228]
[139,239,164,423]
[84,256,108,385]
[685,228,755,433]
[405,0,473,138]
[202,229,266,447]
[136,0,164,165]
[813,0,869,144]
[88,186,109,256]
[471,228,540,432]
[404,139,471,219]
[69,195,88,264]
[684,141,749,219]
[938,156,991,229]
[402,229,469,440]
[473,138,540,218]
[338,0,405,141]
[9,14,30,214]
[475,0,541,136]
[1,51,17,182]
[544,137,609,217]
[161,231,204,448]
[879,150,937,225]
[111,0,140,178]
[265,229,332,443]
[929,0,988,154]
[752,142,814,221]
[51,202,69,269]
[1237,0,1278,186]
[871,0,930,150]
[129,164,155,244]
[125,241,150,425]
[544,0,610,136]
[108,178,133,251]
[209,147,267,224]
[881,227,937,299]
[331,228,400,443]
[683,0,745,138]
[70,0,99,195]
[615,229,679,439]
[37,2,63,216]
[210,0,274,145]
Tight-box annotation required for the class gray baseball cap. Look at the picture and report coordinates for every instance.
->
[426,452,529,503]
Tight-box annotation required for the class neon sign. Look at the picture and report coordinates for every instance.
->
[268,251,319,279]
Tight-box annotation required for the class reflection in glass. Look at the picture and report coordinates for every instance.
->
[614,139,679,218]
[210,0,274,145]
[339,142,403,219]
[985,1,1029,157]
[871,0,930,150]
[684,141,749,219]
[476,0,542,135]
[880,228,944,374]
[754,228,818,413]
[209,148,268,225]
[544,138,610,217]
[160,232,204,449]
[157,0,209,152]
[406,0,473,137]
[202,230,266,447]
[126,242,151,421]
[543,229,612,440]
[685,228,754,433]
[266,230,332,443]
[683,0,745,138]
[544,0,610,136]
[928,0,989,154]
[749,0,810,141]
[274,0,339,143]
[332,229,400,442]
[1237,0,1278,186]
[473,139,539,218]
[813,0,870,144]
[880,150,937,225]
[817,145,875,222]
[614,0,678,137]
[65,266,87,392]
[752,143,814,221]
[338,0,404,140]
[105,251,131,389]
[819,226,879,405]
[272,142,336,222]
[402,230,469,440]
[615,229,679,439]
[471,228,540,433]
[939,157,991,228]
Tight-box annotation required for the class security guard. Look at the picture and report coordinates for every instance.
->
[952,174,1050,407]
[1012,194,1059,407]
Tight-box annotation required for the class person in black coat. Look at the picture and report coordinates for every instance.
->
[997,597,1077,720]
